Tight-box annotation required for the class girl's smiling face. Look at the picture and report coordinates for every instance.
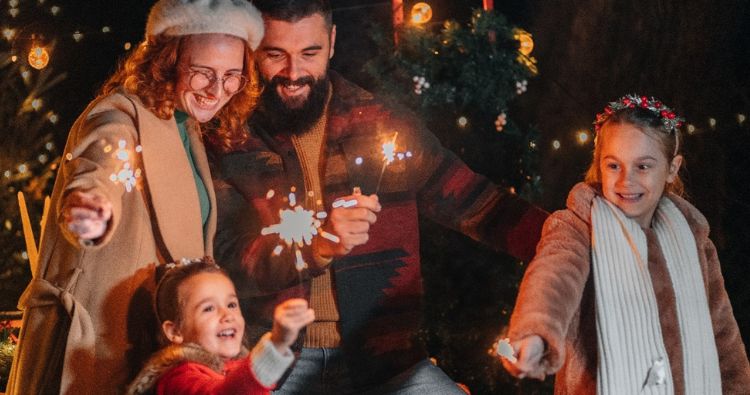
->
[163,272,245,360]
[598,122,682,228]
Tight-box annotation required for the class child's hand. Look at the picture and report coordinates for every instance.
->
[270,298,315,353]
[501,335,548,380]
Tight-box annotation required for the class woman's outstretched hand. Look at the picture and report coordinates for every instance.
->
[62,190,113,243]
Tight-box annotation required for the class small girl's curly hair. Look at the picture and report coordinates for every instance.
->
[153,257,227,335]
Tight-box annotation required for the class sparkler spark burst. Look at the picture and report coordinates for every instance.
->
[382,138,397,165]
[375,132,412,194]
[107,139,142,192]
[261,189,340,271]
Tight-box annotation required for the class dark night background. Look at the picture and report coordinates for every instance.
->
[4,0,749,393]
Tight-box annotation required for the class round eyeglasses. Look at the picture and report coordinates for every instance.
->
[186,69,247,95]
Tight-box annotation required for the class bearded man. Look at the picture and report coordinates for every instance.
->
[212,1,548,393]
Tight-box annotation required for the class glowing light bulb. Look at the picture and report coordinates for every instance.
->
[410,2,433,25]
[552,140,561,150]
[2,27,16,40]
[28,45,50,69]
[513,28,534,56]
[576,130,590,145]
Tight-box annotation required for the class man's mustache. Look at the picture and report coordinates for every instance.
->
[269,75,316,89]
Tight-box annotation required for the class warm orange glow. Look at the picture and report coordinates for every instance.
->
[410,2,433,25]
[513,28,534,56]
[27,45,49,70]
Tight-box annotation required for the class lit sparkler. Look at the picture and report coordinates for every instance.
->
[374,132,412,194]
[495,338,517,363]
[261,188,340,271]
[107,139,142,192]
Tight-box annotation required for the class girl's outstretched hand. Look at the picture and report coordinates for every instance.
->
[270,298,315,353]
[501,335,548,380]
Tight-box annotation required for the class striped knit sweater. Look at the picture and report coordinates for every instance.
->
[213,72,548,388]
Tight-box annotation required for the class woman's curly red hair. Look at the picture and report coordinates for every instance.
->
[100,34,259,153]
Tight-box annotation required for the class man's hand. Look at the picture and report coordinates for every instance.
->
[316,193,381,258]
[62,190,113,242]
[501,335,548,380]
[270,298,315,353]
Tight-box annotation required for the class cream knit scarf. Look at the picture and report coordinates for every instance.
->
[591,196,721,395]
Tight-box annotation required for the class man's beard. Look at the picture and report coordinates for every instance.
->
[257,74,330,136]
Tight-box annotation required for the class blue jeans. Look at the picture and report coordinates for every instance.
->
[273,348,467,395]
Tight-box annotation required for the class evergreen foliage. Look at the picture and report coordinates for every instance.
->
[365,9,551,394]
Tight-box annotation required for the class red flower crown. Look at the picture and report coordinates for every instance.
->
[594,94,684,134]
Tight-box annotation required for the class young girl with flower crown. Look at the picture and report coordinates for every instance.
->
[127,258,315,395]
[501,95,750,394]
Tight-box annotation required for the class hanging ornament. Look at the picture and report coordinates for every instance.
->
[412,75,430,95]
[515,80,528,95]
[28,45,50,70]
[495,113,507,132]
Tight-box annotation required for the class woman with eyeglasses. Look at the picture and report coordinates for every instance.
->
[7,1,263,393]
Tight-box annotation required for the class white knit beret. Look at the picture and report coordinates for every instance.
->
[146,0,264,50]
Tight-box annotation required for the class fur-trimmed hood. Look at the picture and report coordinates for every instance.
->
[126,344,248,395]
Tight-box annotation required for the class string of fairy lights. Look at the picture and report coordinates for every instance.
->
[1,0,747,181]
[0,0,143,189]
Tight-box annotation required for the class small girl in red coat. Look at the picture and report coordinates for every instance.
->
[127,258,314,394]
[500,95,750,394]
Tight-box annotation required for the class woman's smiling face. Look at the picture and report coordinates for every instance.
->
[174,33,245,123]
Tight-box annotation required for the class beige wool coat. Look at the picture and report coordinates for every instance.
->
[508,182,750,394]
[7,91,217,394]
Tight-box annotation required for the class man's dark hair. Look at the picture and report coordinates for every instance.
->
[253,0,333,28]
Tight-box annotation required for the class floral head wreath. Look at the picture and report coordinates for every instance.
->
[594,94,685,134]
